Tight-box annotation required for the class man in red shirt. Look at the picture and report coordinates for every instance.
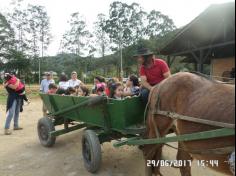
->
[134,48,171,103]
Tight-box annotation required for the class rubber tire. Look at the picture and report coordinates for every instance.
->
[82,130,102,173]
[37,117,56,147]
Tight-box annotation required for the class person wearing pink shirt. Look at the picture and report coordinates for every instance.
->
[4,73,29,103]
[4,74,25,94]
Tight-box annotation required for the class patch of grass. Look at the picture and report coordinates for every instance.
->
[0,87,7,105]
[0,95,6,105]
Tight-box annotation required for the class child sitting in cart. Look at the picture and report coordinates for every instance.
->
[96,82,106,96]
[66,87,76,96]
[56,86,75,96]
[47,83,58,94]
[109,82,124,100]
[105,77,119,96]
[92,76,106,94]
[90,83,106,97]
[123,74,140,97]
[76,85,89,96]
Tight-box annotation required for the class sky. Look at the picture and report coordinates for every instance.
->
[0,0,234,56]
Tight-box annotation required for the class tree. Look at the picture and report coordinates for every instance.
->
[93,13,110,57]
[0,13,15,60]
[9,4,29,52]
[26,5,51,56]
[145,10,176,38]
[61,12,92,56]
[27,5,40,57]
[8,3,52,57]
[105,2,149,48]
[105,1,133,49]
[3,49,31,77]
[129,3,147,43]
[37,6,51,58]
[105,1,138,77]
[0,1,30,76]
[27,4,51,83]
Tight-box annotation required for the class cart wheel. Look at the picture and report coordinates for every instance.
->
[37,117,56,147]
[82,130,101,173]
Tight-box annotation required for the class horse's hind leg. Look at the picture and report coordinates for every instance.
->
[153,144,164,176]
[177,142,192,176]
[144,144,163,176]
[145,165,154,176]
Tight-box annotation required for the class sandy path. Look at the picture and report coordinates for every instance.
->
[0,98,226,176]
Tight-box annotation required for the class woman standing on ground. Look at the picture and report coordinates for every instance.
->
[3,73,23,135]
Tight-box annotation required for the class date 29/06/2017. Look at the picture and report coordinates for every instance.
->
[147,160,219,167]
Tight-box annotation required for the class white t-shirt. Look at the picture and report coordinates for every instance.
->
[59,81,69,90]
[68,79,82,88]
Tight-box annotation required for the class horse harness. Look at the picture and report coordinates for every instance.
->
[146,84,235,155]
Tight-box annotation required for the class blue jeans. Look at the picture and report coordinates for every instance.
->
[5,98,21,129]
[140,88,150,105]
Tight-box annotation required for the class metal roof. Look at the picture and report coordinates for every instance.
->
[160,2,235,58]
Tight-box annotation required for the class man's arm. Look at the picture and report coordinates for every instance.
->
[140,75,152,90]
[163,71,171,79]
[122,91,132,97]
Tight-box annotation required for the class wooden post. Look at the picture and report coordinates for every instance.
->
[167,56,170,66]
[199,50,204,72]
[192,50,204,73]
[191,51,200,72]
[167,56,176,67]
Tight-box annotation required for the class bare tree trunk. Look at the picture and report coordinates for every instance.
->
[102,43,105,58]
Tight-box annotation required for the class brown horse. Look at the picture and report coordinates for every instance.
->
[142,72,235,176]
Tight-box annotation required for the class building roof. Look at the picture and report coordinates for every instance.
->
[160,2,235,59]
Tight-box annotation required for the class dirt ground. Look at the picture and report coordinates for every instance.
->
[0,98,226,176]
